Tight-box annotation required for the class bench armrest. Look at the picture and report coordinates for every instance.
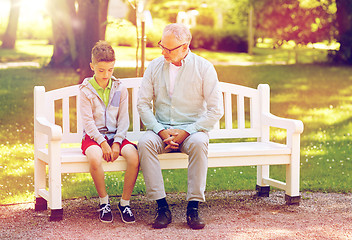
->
[262,112,304,134]
[35,117,62,141]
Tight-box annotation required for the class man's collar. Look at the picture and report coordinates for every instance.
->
[181,50,192,65]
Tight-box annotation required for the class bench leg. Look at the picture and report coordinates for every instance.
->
[47,141,63,218]
[256,165,270,197]
[285,134,301,205]
[35,197,47,211]
[256,185,270,197]
[49,209,63,221]
[285,194,301,205]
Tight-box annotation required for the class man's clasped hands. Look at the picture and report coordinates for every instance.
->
[159,128,190,151]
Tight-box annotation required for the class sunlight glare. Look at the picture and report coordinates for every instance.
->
[20,0,47,21]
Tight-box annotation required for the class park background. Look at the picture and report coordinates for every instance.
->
[0,0,352,205]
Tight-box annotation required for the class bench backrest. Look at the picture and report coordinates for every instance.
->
[34,77,270,144]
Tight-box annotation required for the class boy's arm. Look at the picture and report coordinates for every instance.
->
[114,85,129,144]
[80,90,106,145]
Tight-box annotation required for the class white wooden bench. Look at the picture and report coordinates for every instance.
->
[34,77,304,221]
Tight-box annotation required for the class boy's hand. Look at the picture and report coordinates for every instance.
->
[101,141,113,162]
[111,142,121,162]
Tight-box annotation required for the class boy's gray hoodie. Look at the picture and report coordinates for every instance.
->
[79,76,129,145]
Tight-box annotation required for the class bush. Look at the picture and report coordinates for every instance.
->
[190,26,217,50]
[106,18,137,47]
[0,15,52,41]
[17,17,52,40]
[196,8,216,27]
[217,27,248,53]
[190,26,248,53]
[145,19,167,47]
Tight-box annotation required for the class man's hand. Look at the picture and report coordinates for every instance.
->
[159,129,189,151]
[111,142,121,162]
[101,141,113,162]
[169,129,189,146]
[159,129,178,150]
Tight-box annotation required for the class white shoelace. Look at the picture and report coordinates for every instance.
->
[98,204,111,217]
[123,206,133,217]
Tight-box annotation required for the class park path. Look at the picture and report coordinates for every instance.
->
[0,58,293,69]
[1,191,352,239]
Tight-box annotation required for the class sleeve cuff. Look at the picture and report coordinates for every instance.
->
[185,124,198,135]
[113,137,123,145]
[96,135,106,145]
[153,124,165,135]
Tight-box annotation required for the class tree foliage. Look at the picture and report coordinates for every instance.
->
[255,0,336,46]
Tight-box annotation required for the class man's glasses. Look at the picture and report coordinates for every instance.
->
[158,40,187,54]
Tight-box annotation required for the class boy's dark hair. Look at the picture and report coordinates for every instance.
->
[91,41,115,63]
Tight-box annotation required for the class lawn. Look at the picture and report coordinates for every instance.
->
[1,41,351,204]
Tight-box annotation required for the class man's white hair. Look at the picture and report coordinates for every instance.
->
[163,23,192,43]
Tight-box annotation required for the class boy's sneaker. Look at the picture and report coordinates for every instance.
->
[118,202,135,223]
[98,203,113,223]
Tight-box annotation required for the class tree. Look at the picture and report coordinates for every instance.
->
[255,0,335,47]
[77,0,100,81]
[99,0,110,40]
[1,0,21,49]
[48,0,107,82]
[335,0,352,64]
[48,0,77,68]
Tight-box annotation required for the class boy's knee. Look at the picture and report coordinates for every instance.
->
[127,157,140,169]
[122,146,140,169]
[88,156,103,171]
[86,146,103,170]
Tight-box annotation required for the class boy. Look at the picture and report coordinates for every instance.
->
[80,41,139,223]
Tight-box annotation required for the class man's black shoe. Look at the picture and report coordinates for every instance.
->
[186,207,205,229]
[152,206,172,229]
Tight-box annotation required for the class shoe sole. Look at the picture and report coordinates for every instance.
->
[188,223,205,230]
[118,207,135,224]
[152,218,172,229]
[152,222,171,229]
[100,217,113,223]
[187,219,205,230]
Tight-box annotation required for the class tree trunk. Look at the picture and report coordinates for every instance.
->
[48,0,107,83]
[336,0,352,64]
[77,0,100,83]
[48,0,77,67]
[99,0,109,40]
[1,0,21,49]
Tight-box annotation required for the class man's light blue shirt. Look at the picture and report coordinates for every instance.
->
[137,51,224,135]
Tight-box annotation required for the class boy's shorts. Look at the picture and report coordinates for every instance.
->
[81,134,137,155]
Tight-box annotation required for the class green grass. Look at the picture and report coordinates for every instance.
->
[1,40,329,65]
[1,41,351,204]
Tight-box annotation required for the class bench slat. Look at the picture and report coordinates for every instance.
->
[38,142,290,174]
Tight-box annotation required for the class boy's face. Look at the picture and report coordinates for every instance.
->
[90,60,115,84]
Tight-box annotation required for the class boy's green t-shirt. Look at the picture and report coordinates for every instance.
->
[89,76,112,107]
